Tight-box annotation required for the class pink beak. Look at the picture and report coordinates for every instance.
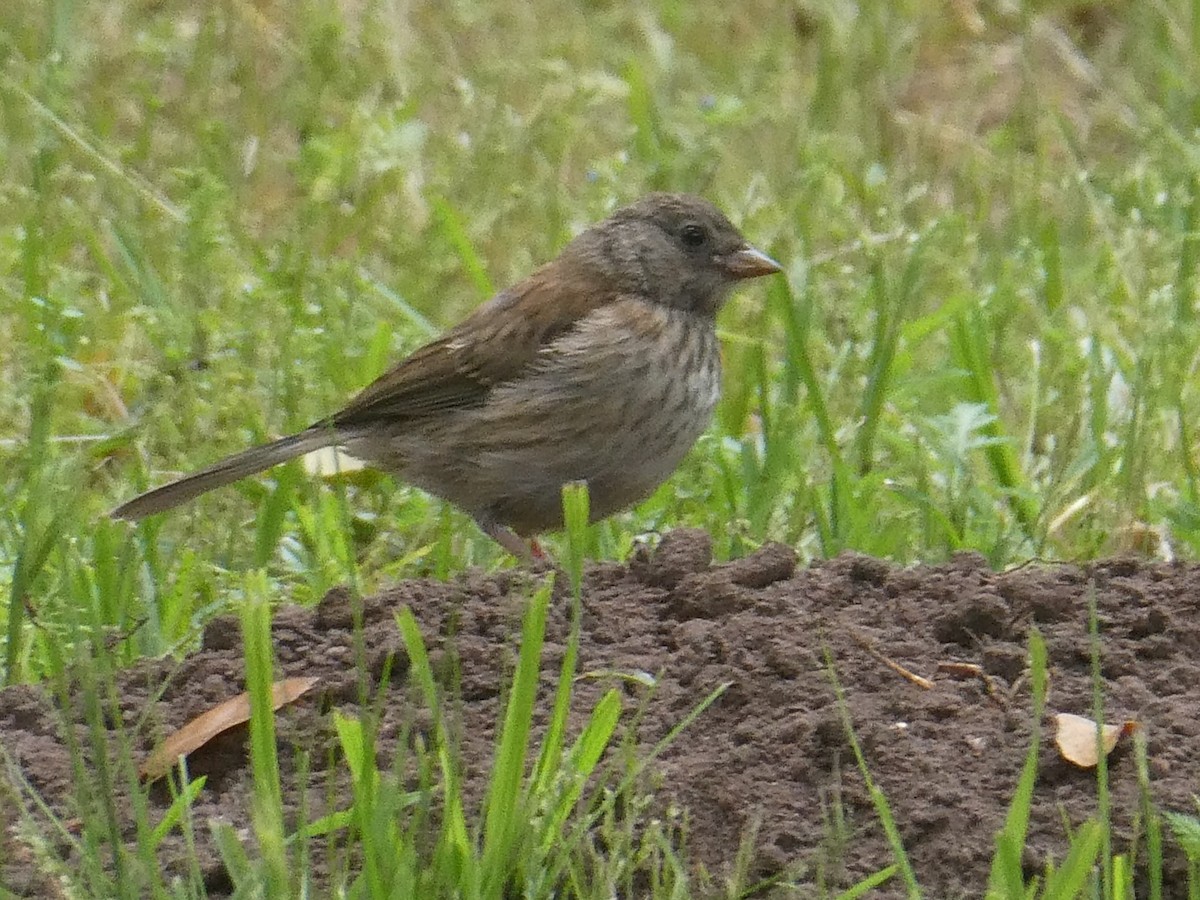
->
[723,246,783,279]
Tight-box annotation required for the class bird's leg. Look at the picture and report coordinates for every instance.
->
[479,519,534,563]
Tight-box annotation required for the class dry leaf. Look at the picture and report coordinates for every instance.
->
[850,630,935,689]
[140,676,319,781]
[1052,713,1137,768]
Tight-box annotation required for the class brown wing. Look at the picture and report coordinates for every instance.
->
[324,255,618,430]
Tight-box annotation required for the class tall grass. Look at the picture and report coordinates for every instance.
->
[3,0,1200,896]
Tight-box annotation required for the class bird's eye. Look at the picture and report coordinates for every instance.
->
[680,223,708,247]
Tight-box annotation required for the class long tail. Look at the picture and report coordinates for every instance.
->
[110,430,337,521]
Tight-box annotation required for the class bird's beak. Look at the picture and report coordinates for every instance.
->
[722,246,783,280]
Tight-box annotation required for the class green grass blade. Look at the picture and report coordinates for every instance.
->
[855,246,923,475]
[210,820,255,892]
[1040,821,1102,898]
[824,646,922,898]
[1135,730,1164,900]
[481,577,553,897]
[949,311,1038,535]
[834,864,899,899]
[430,196,493,297]
[395,607,472,873]
[1086,585,1114,896]
[150,771,207,851]
[240,570,289,895]
[539,688,622,854]
[532,482,589,800]
[987,628,1049,895]
[252,463,299,567]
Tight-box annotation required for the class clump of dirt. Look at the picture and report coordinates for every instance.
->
[3,532,1199,896]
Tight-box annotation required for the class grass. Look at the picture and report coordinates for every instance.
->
[4,0,1200,895]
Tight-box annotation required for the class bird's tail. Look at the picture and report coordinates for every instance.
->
[110,429,337,521]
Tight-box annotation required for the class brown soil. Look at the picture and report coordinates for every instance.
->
[2,531,1198,897]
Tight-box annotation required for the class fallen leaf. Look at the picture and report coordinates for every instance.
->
[1052,713,1138,768]
[937,661,1007,708]
[140,676,319,781]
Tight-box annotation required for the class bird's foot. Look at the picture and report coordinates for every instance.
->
[480,521,558,571]
[481,520,535,562]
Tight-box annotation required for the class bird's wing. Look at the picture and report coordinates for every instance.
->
[324,259,617,430]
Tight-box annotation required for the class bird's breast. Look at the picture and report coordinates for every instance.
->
[485,299,721,519]
[357,300,722,532]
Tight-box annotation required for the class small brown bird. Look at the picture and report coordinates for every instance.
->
[111,193,781,557]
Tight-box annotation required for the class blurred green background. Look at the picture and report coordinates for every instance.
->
[4,0,1200,675]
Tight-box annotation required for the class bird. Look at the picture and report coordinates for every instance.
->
[110,193,782,558]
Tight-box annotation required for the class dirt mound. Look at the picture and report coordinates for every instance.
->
[3,532,1198,896]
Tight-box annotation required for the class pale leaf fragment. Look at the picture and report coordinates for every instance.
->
[1053,712,1137,768]
[302,447,366,477]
